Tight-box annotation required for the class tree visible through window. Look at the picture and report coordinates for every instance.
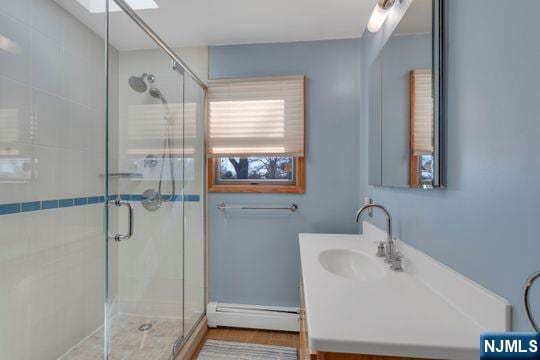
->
[217,157,294,183]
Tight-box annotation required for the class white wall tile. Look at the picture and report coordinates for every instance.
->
[0,244,30,360]
[31,30,63,96]
[0,11,31,84]
[73,149,89,197]
[0,142,33,203]
[56,99,71,149]
[57,148,76,198]
[31,0,64,43]
[0,1,113,358]
[31,145,60,201]
[85,205,105,334]
[0,214,29,264]
[87,152,104,196]
[67,101,90,150]
[85,253,104,333]
[28,260,63,360]
[63,51,89,106]
[0,75,33,144]
[89,33,106,112]
[32,89,62,147]
[60,207,87,351]
[63,13,89,58]
[0,0,31,25]
[27,210,61,268]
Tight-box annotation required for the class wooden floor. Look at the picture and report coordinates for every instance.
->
[192,327,299,359]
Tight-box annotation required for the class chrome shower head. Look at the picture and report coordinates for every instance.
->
[149,87,167,104]
[128,73,155,93]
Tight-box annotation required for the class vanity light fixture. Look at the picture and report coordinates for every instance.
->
[367,0,397,33]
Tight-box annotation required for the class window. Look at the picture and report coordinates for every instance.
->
[207,76,305,193]
[409,69,434,187]
[209,156,304,193]
[217,157,295,184]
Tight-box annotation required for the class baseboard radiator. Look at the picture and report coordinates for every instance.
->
[207,302,300,332]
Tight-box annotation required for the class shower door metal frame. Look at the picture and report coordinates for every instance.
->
[105,1,208,359]
[112,0,207,91]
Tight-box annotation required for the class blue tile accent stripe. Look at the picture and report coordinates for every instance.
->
[59,199,74,208]
[87,197,100,204]
[0,194,201,216]
[74,197,87,206]
[0,203,21,215]
[42,200,59,210]
[21,201,40,212]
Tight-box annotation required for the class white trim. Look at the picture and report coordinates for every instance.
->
[207,302,299,332]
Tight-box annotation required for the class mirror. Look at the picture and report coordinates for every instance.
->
[369,0,445,188]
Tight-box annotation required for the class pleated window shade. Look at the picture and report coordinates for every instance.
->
[207,76,305,157]
[411,69,434,155]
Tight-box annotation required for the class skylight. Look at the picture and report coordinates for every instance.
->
[75,0,158,13]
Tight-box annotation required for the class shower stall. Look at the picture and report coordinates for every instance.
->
[0,0,206,359]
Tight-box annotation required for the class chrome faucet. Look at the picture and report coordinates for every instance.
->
[355,203,402,271]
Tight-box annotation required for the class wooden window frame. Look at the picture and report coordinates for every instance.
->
[208,157,305,194]
[409,70,420,187]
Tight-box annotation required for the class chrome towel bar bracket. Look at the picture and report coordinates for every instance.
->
[217,202,298,212]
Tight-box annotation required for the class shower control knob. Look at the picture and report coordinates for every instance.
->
[376,242,386,257]
[144,154,158,168]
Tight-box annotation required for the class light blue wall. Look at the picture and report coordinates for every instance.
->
[208,40,361,307]
[360,0,540,330]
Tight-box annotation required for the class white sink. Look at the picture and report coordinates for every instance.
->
[318,249,384,281]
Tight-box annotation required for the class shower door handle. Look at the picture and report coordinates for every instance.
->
[108,199,134,242]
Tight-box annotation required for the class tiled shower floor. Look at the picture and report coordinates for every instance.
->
[60,314,182,360]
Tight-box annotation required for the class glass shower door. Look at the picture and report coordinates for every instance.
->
[105,7,187,359]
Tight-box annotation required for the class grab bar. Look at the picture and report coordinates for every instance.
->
[108,199,134,242]
[524,271,540,331]
[217,202,298,212]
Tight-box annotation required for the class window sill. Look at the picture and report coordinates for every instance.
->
[208,184,304,194]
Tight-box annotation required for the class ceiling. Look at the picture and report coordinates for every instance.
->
[55,0,377,51]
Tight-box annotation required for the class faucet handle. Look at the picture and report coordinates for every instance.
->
[390,254,404,272]
[376,242,386,257]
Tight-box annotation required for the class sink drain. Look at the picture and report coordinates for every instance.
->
[138,323,152,332]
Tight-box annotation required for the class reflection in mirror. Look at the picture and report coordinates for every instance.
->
[369,0,444,188]
[410,69,434,186]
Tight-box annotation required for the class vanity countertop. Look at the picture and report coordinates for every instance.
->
[299,224,511,360]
